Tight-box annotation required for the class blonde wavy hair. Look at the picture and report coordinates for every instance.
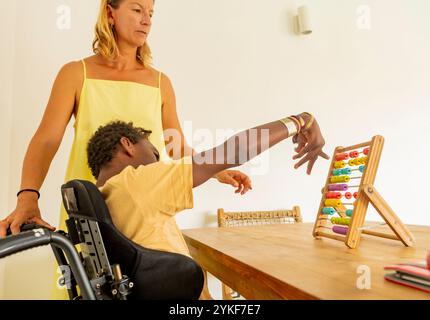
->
[92,0,153,66]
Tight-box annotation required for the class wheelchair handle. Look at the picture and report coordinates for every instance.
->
[0,228,51,258]
[0,227,96,300]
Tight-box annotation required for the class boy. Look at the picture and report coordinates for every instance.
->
[87,114,328,298]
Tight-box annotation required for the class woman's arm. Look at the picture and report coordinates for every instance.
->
[0,62,81,238]
[160,72,194,159]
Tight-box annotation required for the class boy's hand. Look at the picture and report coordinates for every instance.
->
[292,116,330,175]
[214,170,253,195]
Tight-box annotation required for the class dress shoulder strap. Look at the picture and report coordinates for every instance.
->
[81,59,87,80]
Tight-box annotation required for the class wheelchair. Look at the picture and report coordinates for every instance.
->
[0,180,204,300]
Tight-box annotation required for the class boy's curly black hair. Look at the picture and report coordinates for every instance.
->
[87,121,152,178]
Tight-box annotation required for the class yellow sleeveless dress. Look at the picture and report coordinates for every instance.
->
[50,59,168,299]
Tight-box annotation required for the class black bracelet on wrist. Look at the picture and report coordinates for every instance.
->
[17,189,40,199]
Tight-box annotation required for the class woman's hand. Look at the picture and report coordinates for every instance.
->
[214,170,253,195]
[0,195,56,238]
[292,114,330,175]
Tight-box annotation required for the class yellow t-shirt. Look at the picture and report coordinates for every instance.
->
[99,157,194,258]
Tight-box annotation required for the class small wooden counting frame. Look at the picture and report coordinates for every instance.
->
[312,135,415,249]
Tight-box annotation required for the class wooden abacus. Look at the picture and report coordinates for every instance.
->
[312,135,415,249]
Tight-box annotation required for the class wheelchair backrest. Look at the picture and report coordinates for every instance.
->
[62,180,113,281]
[61,180,204,300]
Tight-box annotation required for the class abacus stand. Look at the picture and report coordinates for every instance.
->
[360,184,415,247]
[313,135,415,249]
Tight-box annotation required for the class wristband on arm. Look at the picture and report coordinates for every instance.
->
[17,189,40,199]
[280,112,315,138]
[295,112,315,131]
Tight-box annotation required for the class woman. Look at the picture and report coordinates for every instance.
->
[2,0,252,236]
[0,0,252,299]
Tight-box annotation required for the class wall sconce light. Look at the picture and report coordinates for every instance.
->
[295,5,312,35]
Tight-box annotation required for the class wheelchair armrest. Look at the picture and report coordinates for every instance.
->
[0,227,52,258]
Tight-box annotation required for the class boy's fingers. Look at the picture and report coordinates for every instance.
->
[293,143,313,160]
[294,149,318,170]
[294,142,306,153]
[243,176,252,189]
[320,151,330,160]
[225,175,239,188]
[235,184,244,194]
[241,185,250,195]
[295,148,327,173]
[306,157,317,175]
[294,154,311,169]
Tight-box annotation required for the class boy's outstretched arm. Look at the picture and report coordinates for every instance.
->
[192,113,329,188]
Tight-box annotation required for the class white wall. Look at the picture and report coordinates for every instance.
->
[156,0,430,228]
[0,0,17,300]
[1,0,429,299]
[1,0,98,300]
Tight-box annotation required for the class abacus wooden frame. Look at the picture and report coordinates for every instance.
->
[312,135,415,249]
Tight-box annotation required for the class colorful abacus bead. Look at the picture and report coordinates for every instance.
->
[348,159,358,166]
[363,147,370,155]
[333,169,342,176]
[331,217,350,226]
[325,199,342,207]
[344,192,352,199]
[328,184,348,191]
[322,207,336,215]
[335,153,349,161]
[330,175,350,183]
[332,225,349,235]
[333,168,352,176]
[326,192,342,199]
[359,165,365,173]
[353,192,359,199]
[334,161,346,169]
[342,168,351,175]
[346,209,353,217]
[349,151,359,158]
[357,157,367,165]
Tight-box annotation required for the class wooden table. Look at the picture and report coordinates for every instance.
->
[182,223,430,300]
